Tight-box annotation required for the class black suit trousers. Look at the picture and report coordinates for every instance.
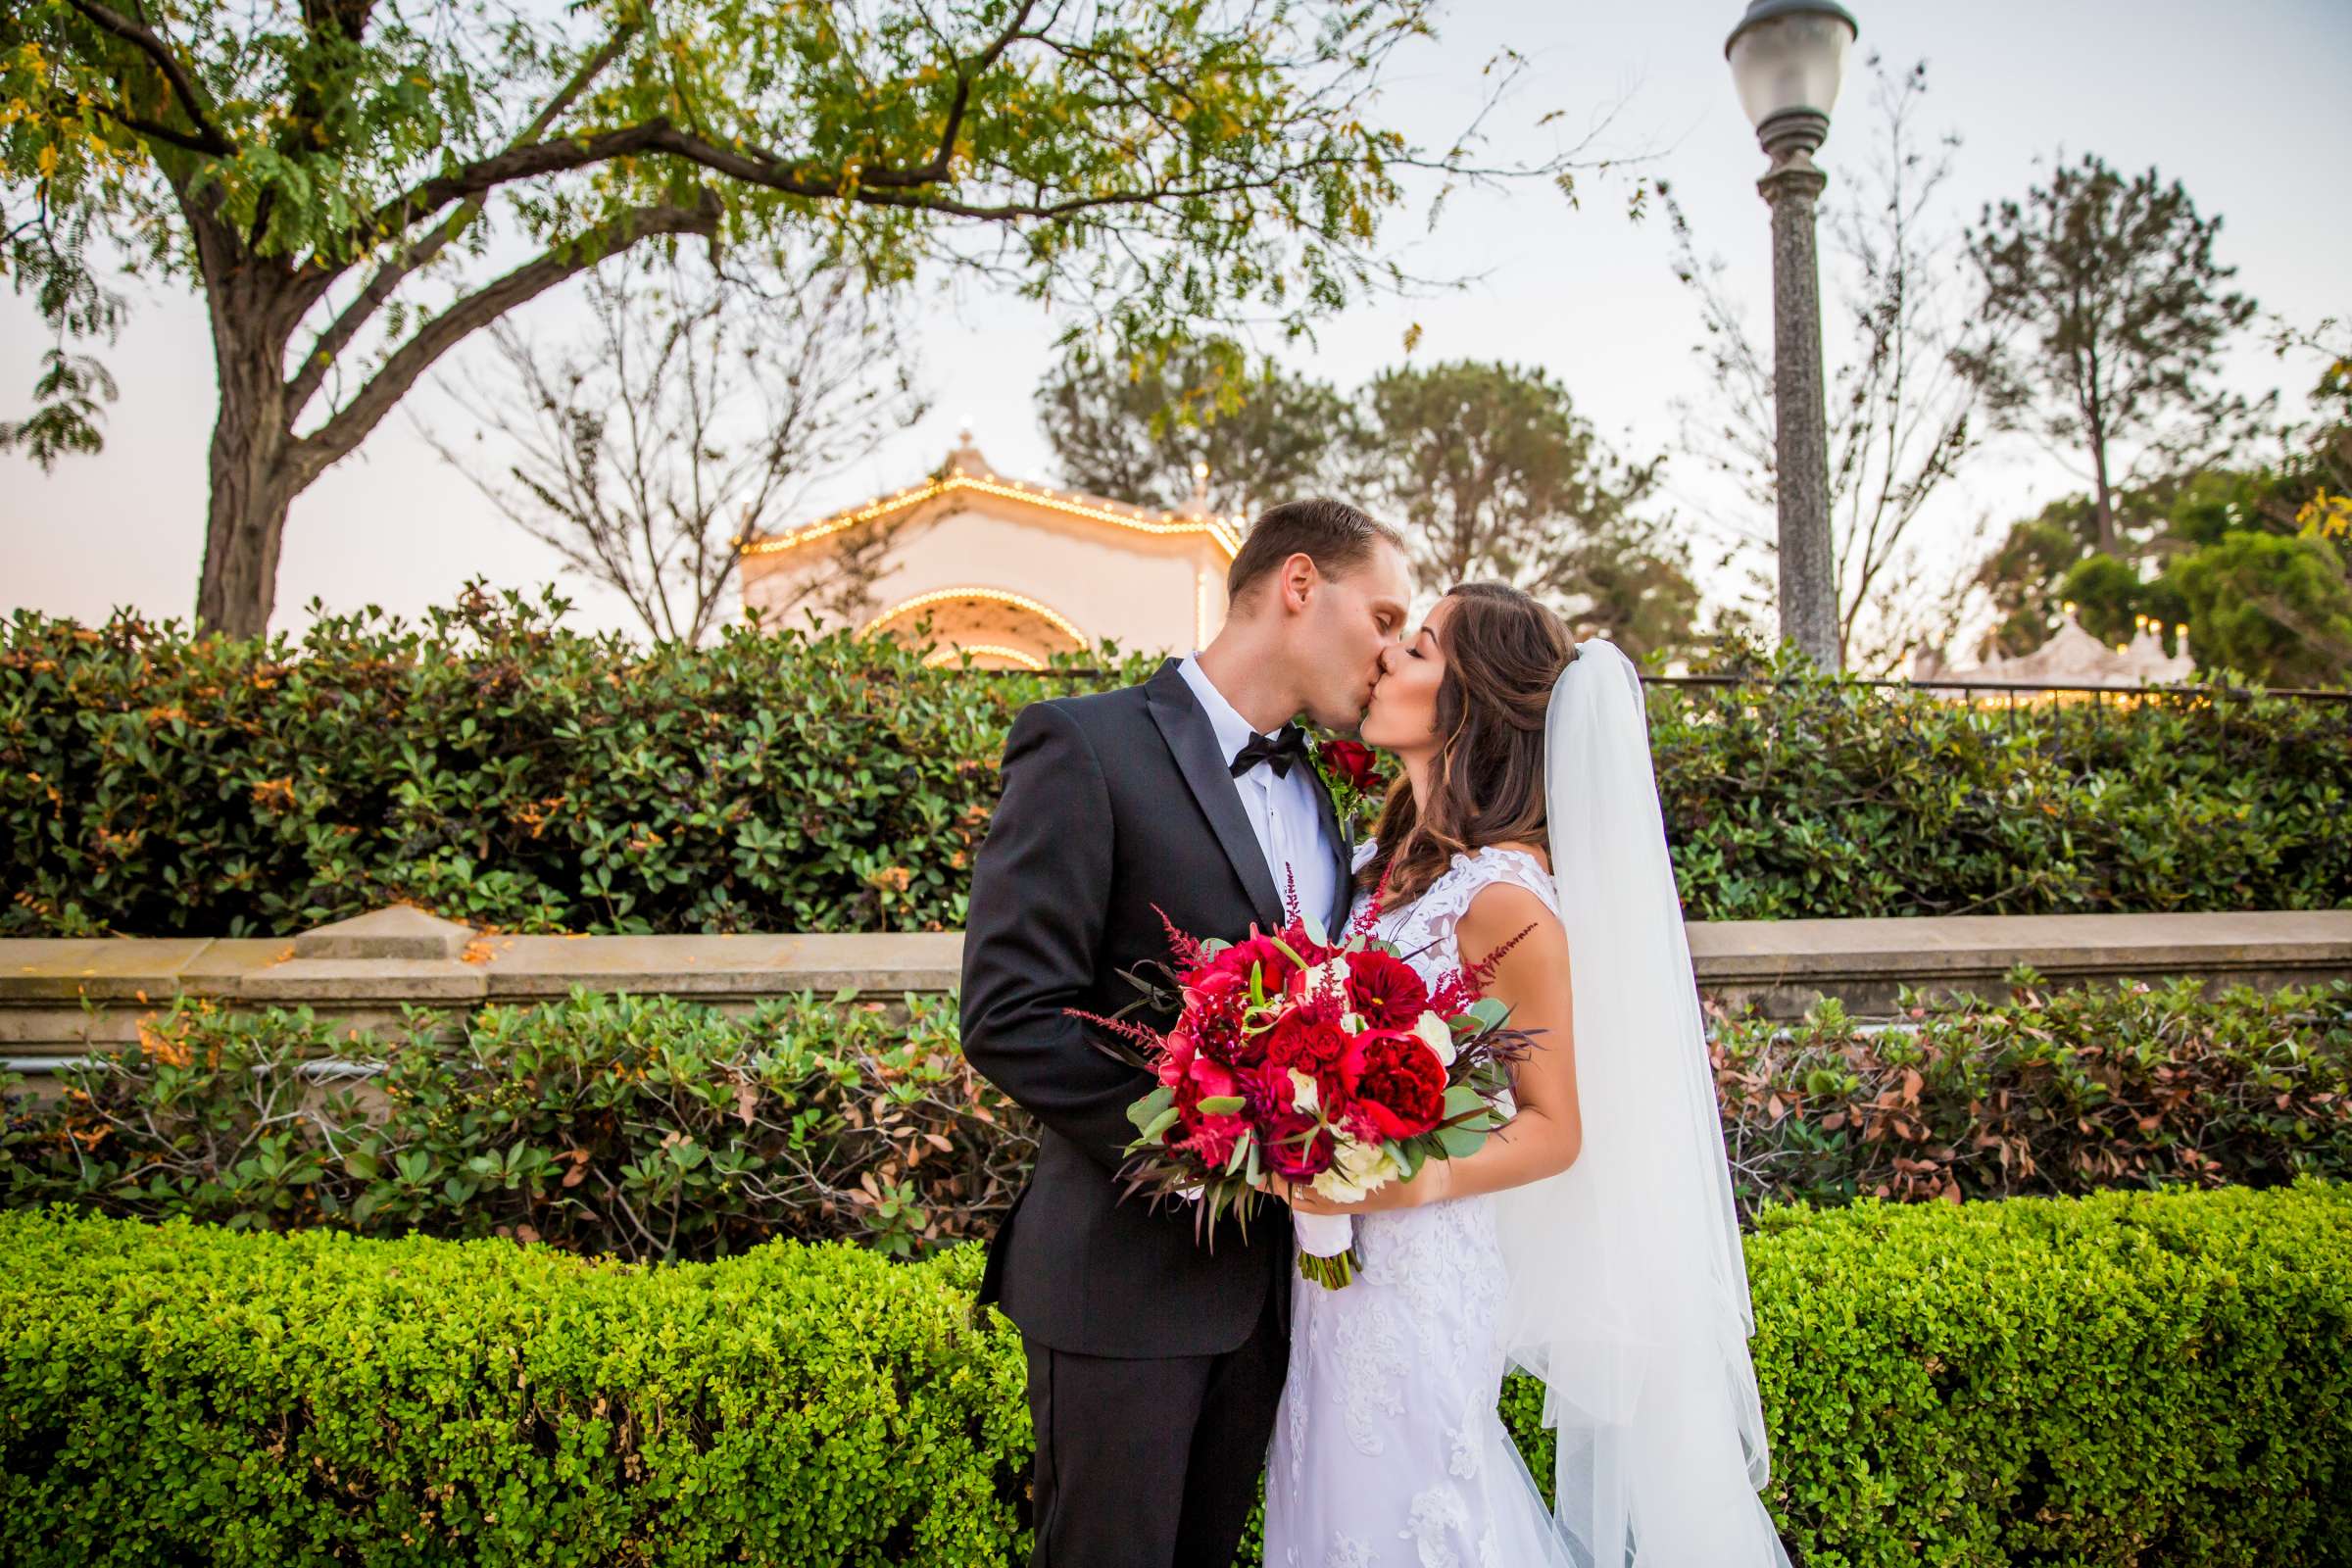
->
[1022,1280,1289,1568]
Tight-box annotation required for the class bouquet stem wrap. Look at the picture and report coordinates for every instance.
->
[1294,1210,1356,1290]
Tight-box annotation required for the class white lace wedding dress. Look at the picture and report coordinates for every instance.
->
[1262,844,1579,1568]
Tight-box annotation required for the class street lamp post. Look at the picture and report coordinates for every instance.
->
[1726,0,1858,670]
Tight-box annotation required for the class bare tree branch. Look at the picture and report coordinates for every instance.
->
[294,192,722,481]
[414,244,927,644]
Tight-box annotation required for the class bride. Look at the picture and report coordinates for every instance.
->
[1259,582,1791,1568]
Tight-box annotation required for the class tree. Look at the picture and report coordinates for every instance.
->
[1969,419,2352,687]
[1544,510,1708,663]
[2165,530,2352,685]
[1955,153,2262,556]
[1,0,1599,637]
[2268,314,2351,545]
[1034,337,1353,512]
[416,245,924,646]
[1350,359,1699,660]
[1666,58,1989,674]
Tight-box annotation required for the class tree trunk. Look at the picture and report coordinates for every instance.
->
[198,442,298,641]
[2083,363,2119,557]
[191,236,306,641]
[2090,440,2119,557]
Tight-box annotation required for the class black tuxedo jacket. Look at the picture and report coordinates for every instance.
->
[960,658,1354,1357]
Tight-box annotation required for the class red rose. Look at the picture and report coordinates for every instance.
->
[1259,1105,1335,1178]
[1342,949,1429,1031]
[1262,996,1351,1073]
[1318,738,1381,791]
[1344,1030,1449,1140]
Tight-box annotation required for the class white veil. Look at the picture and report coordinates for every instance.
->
[1491,637,1791,1567]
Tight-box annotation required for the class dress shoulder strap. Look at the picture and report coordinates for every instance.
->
[1455,845,1562,918]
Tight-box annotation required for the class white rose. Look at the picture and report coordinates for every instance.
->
[1414,1008,1457,1068]
[1288,1067,1319,1114]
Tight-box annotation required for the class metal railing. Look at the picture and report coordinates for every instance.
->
[984,665,2352,707]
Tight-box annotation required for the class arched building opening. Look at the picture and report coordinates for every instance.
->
[864,586,1087,670]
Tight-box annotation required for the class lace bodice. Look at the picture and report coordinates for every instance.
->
[1350,841,1562,985]
[1268,840,1580,1567]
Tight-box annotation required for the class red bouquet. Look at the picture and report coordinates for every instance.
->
[1079,890,1532,1289]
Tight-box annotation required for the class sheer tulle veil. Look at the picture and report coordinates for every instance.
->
[1490,637,1792,1567]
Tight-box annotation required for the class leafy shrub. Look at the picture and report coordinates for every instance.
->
[0,584,1157,940]
[6,594,2349,938]
[7,977,2347,1260]
[1708,967,2352,1217]
[1729,1180,2352,1567]
[0,989,1027,1261]
[2,1183,2346,1567]
[1649,640,2352,919]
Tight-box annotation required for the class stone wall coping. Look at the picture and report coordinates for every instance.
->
[1687,909,2352,981]
[2,930,969,1004]
[6,911,2346,1008]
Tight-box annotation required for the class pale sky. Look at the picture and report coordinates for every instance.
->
[6,0,2348,648]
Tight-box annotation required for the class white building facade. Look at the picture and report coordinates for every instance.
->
[738,433,1243,668]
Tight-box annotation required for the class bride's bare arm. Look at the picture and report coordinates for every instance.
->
[1286,877,1582,1214]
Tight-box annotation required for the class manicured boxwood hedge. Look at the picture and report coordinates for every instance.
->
[6,588,2347,939]
[2,1183,2346,1567]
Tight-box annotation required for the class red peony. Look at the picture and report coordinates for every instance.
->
[1343,949,1430,1031]
[1345,1030,1449,1140]
[1318,738,1381,790]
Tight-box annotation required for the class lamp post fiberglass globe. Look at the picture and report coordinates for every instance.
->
[1726,0,1858,669]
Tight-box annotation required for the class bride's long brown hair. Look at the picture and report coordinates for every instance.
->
[1359,582,1576,905]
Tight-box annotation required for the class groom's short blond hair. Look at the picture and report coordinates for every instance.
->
[1226,498,1405,604]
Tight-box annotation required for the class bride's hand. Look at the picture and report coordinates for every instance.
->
[1255,1163,1451,1214]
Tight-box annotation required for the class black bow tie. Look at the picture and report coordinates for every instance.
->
[1229,724,1309,779]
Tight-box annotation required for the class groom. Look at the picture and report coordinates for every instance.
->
[961,498,1413,1568]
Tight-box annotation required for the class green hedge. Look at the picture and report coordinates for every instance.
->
[5,592,2348,938]
[8,976,2346,1259]
[3,1184,2347,1566]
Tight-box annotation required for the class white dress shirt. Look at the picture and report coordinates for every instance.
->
[1177,653,1338,929]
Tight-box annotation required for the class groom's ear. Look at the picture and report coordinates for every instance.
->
[1271,553,1322,616]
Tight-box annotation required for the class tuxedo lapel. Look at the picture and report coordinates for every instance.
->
[1301,759,1355,935]
[1145,661,1285,932]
